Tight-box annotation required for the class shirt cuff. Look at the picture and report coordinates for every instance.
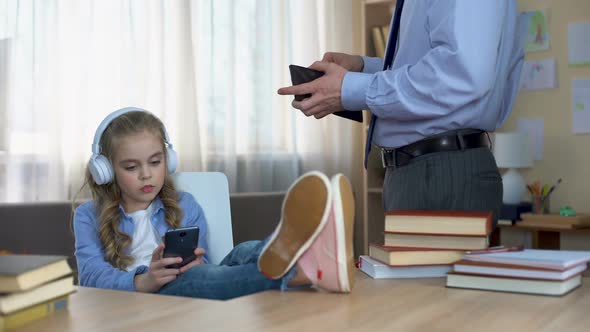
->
[341,72,373,111]
[124,265,148,291]
[361,56,383,74]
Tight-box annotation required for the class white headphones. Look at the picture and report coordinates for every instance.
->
[89,107,178,185]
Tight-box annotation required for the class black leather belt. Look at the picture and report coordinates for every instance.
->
[381,129,491,168]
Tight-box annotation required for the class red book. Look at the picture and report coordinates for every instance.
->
[452,259,588,281]
[385,210,492,236]
[369,243,465,266]
[383,232,489,250]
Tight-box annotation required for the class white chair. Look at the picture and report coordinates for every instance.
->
[172,172,234,264]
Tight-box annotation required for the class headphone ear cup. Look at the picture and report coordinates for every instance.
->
[89,154,114,185]
[166,147,177,174]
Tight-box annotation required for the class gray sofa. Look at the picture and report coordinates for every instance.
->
[0,192,285,272]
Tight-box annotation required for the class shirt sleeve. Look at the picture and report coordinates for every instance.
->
[341,56,383,110]
[362,56,383,74]
[342,0,504,120]
[73,204,145,291]
[181,193,210,264]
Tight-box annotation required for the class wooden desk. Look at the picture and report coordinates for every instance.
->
[13,271,590,332]
[498,224,590,249]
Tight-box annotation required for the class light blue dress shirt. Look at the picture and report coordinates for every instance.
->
[342,0,524,148]
[73,191,209,291]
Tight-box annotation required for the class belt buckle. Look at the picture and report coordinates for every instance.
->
[381,149,396,168]
[456,132,466,150]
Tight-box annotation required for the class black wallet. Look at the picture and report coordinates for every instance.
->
[288,64,362,122]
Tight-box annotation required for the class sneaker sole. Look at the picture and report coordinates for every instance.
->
[332,174,355,292]
[258,171,332,279]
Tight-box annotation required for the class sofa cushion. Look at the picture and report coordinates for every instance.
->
[0,202,76,268]
[0,192,285,271]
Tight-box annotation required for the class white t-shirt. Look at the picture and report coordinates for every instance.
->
[125,203,162,272]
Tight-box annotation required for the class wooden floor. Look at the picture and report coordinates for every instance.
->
[14,271,590,332]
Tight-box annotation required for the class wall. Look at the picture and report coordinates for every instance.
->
[501,0,590,213]
[501,0,590,249]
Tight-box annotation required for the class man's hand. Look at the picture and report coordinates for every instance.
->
[322,52,364,72]
[134,244,181,293]
[277,61,347,119]
[179,248,207,274]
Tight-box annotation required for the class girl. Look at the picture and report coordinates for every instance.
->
[73,107,355,300]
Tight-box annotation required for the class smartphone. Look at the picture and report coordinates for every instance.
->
[162,226,199,269]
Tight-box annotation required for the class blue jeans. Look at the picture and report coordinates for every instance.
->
[157,239,299,300]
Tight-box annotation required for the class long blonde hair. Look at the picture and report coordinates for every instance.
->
[73,111,182,270]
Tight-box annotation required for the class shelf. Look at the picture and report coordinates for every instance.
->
[368,187,383,194]
[358,0,393,256]
[364,0,391,5]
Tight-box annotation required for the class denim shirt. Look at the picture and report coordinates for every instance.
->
[342,0,524,148]
[73,191,209,291]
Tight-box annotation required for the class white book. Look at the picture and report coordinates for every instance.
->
[359,255,451,279]
[462,249,590,271]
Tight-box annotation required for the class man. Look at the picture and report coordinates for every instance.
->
[277,0,524,223]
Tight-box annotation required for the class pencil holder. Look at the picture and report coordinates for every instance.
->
[531,194,549,214]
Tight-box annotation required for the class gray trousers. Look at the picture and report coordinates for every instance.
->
[383,147,502,227]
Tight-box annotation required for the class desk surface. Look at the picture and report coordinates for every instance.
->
[14,271,590,332]
[499,223,590,232]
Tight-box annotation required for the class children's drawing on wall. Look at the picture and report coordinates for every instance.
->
[568,22,590,67]
[520,10,550,53]
[572,79,590,134]
[519,58,557,91]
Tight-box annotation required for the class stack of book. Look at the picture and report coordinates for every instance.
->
[0,255,75,329]
[446,249,590,296]
[360,211,492,279]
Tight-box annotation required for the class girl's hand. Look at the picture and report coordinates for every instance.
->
[179,248,207,274]
[134,244,181,293]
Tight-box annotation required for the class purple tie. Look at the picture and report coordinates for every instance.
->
[364,0,405,168]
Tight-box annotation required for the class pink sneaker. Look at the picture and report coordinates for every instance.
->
[258,171,332,279]
[298,173,355,292]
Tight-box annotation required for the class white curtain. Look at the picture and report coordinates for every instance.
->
[0,0,358,201]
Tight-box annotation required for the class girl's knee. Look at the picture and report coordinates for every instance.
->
[235,240,261,248]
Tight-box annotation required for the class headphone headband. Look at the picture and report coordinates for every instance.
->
[88,107,178,185]
[91,107,172,155]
